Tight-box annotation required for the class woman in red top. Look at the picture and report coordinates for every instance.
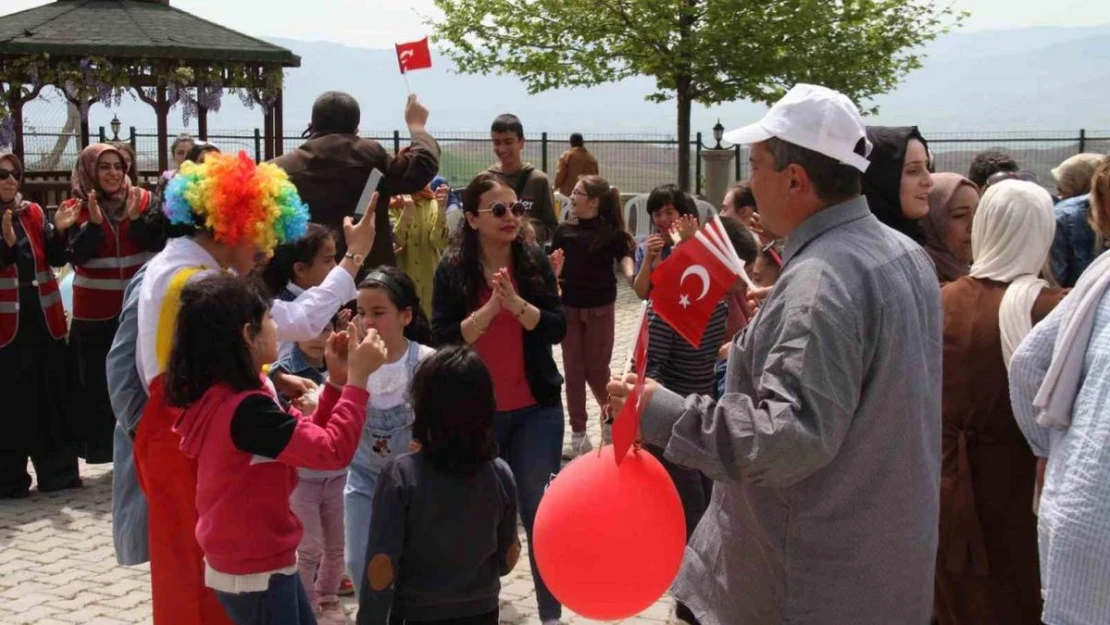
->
[0,153,81,498]
[60,144,161,463]
[431,172,567,625]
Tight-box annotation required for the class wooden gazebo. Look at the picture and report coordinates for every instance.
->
[0,0,300,175]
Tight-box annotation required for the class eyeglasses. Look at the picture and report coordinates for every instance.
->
[477,201,527,219]
[0,170,16,181]
[570,188,588,198]
[985,170,1038,189]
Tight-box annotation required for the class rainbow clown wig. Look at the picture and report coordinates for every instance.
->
[163,151,309,253]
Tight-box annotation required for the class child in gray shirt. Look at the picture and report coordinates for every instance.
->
[356,345,519,625]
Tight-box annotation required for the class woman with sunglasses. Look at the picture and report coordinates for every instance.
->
[59,144,161,464]
[0,153,82,498]
[431,171,567,625]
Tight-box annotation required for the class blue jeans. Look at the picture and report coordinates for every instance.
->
[215,573,317,625]
[495,402,565,621]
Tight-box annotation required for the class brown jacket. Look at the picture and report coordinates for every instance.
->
[935,277,1065,625]
[271,132,440,268]
[554,147,599,197]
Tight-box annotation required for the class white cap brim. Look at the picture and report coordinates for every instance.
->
[722,123,773,146]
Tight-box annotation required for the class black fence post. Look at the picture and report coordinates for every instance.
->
[541,132,549,173]
[393,130,401,156]
[734,144,742,181]
[695,132,703,197]
[253,128,262,163]
[129,126,137,153]
[1079,128,1087,154]
[98,126,106,143]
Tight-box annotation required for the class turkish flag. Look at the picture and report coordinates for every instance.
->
[395,38,433,73]
[650,236,738,349]
[612,311,649,465]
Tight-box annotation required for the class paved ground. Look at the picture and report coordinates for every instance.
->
[0,281,680,625]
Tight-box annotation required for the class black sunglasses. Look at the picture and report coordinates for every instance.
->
[0,170,16,181]
[477,201,526,218]
[985,170,1038,189]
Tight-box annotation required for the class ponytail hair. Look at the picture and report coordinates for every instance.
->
[358,265,433,346]
[579,175,634,254]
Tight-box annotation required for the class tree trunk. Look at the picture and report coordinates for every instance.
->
[676,79,692,192]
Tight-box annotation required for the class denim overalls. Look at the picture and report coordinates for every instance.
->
[343,340,425,586]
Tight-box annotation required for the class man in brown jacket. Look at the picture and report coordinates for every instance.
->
[488,114,559,244]
[272,91,440,268]
[554,133,599,197]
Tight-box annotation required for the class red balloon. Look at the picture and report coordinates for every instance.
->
[533,445,686,621]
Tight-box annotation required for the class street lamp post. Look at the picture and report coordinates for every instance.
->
[110,115,121,141]
[697,118,737,206]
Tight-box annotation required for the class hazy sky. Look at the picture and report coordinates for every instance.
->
[4,0,1110,48]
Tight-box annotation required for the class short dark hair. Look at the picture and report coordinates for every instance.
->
[311,91,360,135]
[358,265,433,346]
[261,223,336,296]
[410,345,499,476]
[727,182,757,212]
[647,184,698,218]
[491,114,524,140]
[570,133,584,148]
[968,150,1019,188]
[765,137,862,204]
[719,216,759,264]
[185,142,220,164]
[165,275,271,407]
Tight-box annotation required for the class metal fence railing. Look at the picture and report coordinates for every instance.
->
[17,127,1110,196]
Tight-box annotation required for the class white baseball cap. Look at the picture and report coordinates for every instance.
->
[723,84,872,173]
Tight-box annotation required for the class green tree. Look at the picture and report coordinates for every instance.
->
[430,0,964,192]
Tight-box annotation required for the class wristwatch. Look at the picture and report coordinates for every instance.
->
[344,251,364,266]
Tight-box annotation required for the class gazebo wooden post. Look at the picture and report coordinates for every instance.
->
[9,84,44,162]
[274,89,284,157]
[198,104,209,141]
[155,86,169,172]
[263,103,275,162]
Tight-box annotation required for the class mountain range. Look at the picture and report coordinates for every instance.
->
[22,23,1110,136]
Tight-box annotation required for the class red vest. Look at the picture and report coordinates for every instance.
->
[0,203,68,348]
[69,190,155,321]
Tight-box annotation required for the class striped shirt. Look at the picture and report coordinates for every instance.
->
[645,301,727,398]
[1010,286,1110,625]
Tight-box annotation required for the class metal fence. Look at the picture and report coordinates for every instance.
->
[18,126,1110,196]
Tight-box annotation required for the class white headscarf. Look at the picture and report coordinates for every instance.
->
[968,180,1056,368]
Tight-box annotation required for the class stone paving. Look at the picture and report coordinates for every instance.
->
[0,281,680,625]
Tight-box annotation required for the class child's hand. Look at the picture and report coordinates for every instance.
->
[336,308,352,328]
[274,373,318,400]
[348,324,389,388]
[548,249,565,278]
[325,328,351,386]
[291,394,318,414]
[434,185,450,215]
[399,195,416,222]
[670,214,698,245]
[645,234,665,268]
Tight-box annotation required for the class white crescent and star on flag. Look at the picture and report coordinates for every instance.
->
[678,265,710,308]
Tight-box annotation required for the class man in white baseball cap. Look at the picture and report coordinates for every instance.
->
[608,84,942,624]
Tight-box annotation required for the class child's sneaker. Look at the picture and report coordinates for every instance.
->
[566,431,593,459]
[317,601,351,625]
[337,575,355,597]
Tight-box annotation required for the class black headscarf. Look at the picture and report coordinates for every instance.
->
[862,126,930,242]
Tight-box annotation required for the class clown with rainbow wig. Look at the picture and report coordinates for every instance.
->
[106,151,379,625]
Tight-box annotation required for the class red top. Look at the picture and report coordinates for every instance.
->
[473,281,536,412]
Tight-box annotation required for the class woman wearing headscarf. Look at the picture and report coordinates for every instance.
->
[0,153,81,498]
[1009,156,1110,625]
[59,144,160,464]
[934,180,1064,625]
[923,173,979,283]
[862,126,934,241]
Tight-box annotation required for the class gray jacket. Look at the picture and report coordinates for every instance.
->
[107,263,149,566]
[641,196,942,625]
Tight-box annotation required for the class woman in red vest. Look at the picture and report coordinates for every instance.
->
[59,144,160,464]
[0,153,81,498]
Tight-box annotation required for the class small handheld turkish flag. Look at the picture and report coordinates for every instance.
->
[649,219,743,348]
[395,38,433,73]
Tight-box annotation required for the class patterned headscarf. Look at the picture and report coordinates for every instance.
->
[71,143,132,221]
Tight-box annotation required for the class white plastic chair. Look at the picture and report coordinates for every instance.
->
[696,199,718,220]
[554,192,573,221]
[624,193,652,242]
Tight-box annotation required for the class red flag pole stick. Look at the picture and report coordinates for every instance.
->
[402,70,412,94]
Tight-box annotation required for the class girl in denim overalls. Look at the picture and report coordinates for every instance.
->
[345,266,434,588]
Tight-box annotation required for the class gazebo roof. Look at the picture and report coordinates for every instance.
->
[0,0,300,66]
